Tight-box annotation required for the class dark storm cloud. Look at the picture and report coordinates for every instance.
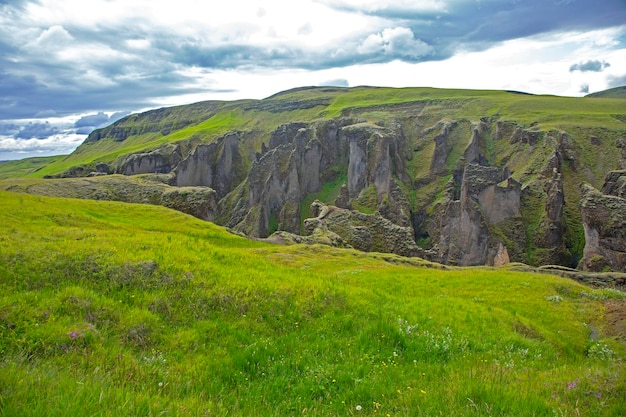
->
[570,60,611,72]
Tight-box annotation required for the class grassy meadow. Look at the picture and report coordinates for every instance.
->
[1,190,625,416]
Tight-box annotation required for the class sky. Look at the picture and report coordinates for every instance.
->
[1,0,625,160]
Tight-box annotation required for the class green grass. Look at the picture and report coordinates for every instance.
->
[0,155,64,179]
[1,191,625,416]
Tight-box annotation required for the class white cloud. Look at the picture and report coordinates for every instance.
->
[346,27,626,97]
[31,24,73,47]
[317,0,447,13]
[358,27,431,58]
[0,132,86,157]
[125,39,151,50]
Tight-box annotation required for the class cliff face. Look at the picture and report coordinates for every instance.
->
[25,87,626,270]
[580,172,626,272]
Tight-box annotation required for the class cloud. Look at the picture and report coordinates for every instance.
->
[358,27,431,59]
[0,123,19,136]
[317,0,447,15]
[318,79,349,87]
[569,60,611,72]
[74,111,130,134]
[298,22,313,36]
[15,122,59,139]
[606,73,626,88]
[322,0,626,57]
[74,112,110,128]
[579,84,590,94]
[30,25,73,48]
[0,132,86,160]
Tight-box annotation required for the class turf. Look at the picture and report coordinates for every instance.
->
[1,191,624,416]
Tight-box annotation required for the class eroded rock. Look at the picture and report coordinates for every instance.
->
[580,180,626,272]
[303,201,422,257]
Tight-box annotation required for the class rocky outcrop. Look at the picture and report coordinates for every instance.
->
[11,175,217,221]
[602,170,626,198]
[175,133,246,198]
[223,124,327,236]
[302,201,422,257]
[580,175,626,272]
[220,120,411,237]
[430,122,455,176]
[115,144,183,175]
[344,123,411,227]
[430,164,522,266]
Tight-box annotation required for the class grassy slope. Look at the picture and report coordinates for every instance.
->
[0,155,64,179]
[586,86,626,99]
[25,87,626,179]
[1,191,624,416]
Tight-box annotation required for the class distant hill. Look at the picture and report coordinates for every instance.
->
[0,155,63,179]
[586,85,626,98]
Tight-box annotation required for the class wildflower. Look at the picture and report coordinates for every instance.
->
[158,382,164,387]
[356,405,362,411]
[567,380,578,390]
[420,389,426,394]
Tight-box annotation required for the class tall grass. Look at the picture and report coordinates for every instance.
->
[1,191,624,416]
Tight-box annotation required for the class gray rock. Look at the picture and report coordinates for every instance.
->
[580,181,626,272]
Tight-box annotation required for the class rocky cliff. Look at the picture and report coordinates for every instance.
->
[14,86,626,271]
[580,171,626,272]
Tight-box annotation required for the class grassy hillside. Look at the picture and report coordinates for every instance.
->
[26,87,626,178]
[586,86,626,99]
[0,155,63,179]
[1,191,624,416]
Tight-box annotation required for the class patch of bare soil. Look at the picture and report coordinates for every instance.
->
[603,299,626,342]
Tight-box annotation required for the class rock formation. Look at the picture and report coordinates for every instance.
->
[22,87,626,271]
[7,175,217,221]
[301,200,422,257]
[580,172,626,272]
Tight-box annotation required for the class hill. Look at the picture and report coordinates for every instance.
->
[0,155,63,179]
[2,86,626,272]
[586,86,626,99]
[0,190,625,416]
